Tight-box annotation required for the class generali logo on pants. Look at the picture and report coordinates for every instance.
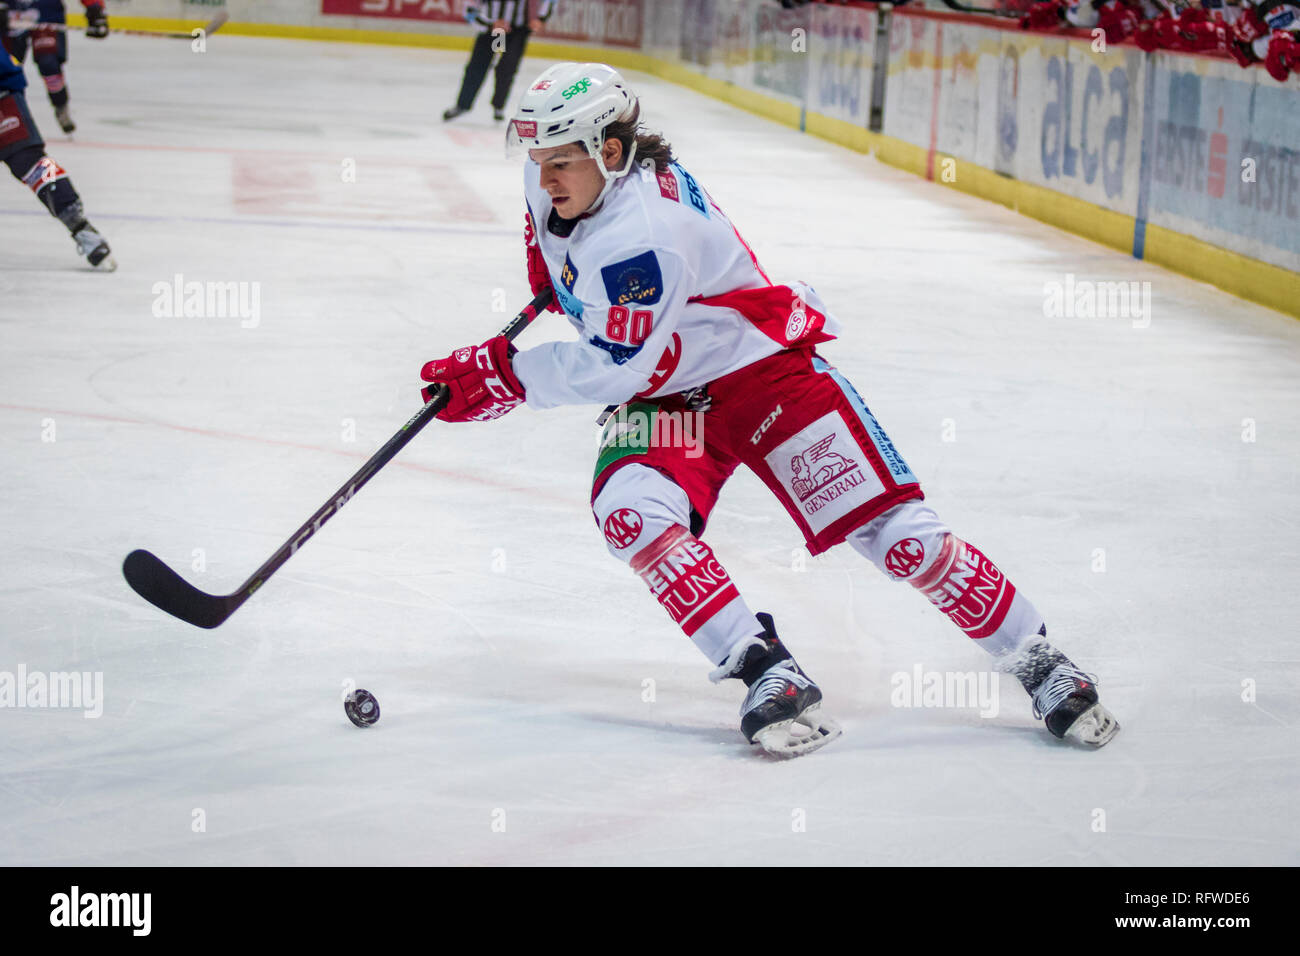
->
[765,412,885,534]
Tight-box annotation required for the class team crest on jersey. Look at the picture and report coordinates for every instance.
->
[560,253,578,292]
[601,250,663,307]
[656,169,680,202]
[603,509,644,549]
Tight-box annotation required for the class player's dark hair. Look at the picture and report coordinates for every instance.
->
[602,104,675,173]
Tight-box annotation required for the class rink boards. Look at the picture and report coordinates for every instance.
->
[91,0,1300,317]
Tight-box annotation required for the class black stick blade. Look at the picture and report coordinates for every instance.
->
[122,550,236,629]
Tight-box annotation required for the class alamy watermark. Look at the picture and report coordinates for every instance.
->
[50,886,150,936]
[890,664,1000,718]
[0,665,103,718]
[1043,274,1151,328]
[600,405,705,459]
[151,273,261,329]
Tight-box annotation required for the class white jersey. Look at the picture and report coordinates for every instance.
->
[512,159,841,409]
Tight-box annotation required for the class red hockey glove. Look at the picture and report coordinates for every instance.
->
[1019,1,1065,30]
[419,335,526,423]
[83,1,109,39]
[1233,5,1268,44]
[1135,17,1162,52]
[524,211,563,314]
[1229,37,1258,66]
[1097,1,1139,44]
[1264,30,1298,82]
[1156,12,1184,48]
[1179,19,1228,54]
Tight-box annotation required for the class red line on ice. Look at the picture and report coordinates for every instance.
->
[0,402,571,503]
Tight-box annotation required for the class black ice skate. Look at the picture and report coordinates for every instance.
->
[70,220,116,271]
[1006,634,1119,747]
[442,106,467,121]
[55,104,75,134]
[717,613,842,758]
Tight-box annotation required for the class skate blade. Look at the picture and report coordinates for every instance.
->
[753,706,843,759]
[92,255,118,273]
[1063,702,1120,747]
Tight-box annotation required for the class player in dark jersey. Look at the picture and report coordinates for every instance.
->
[0,25,113,269]
[2,1,108,133]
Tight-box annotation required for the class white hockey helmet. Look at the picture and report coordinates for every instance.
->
[506,63,641,208]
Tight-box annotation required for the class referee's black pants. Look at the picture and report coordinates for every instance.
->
[454,27,532,112]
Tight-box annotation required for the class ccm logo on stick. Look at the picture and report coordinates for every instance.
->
[291,485,357,554]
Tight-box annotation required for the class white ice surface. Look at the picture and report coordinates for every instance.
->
[2,35,1297,866]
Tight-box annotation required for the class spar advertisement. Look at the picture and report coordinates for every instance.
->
[319,0,642,46]
[319,0,469,22]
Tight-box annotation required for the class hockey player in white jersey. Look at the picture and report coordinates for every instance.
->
[418,63,1120,757]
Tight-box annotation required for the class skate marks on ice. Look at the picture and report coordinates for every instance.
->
[579,712,740,748]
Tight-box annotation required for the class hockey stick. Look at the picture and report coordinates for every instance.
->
[26,10,229,39]
[123,288,554,629]
[937,0,1026,17]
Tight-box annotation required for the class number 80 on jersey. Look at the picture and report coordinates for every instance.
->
[606,306,654,346]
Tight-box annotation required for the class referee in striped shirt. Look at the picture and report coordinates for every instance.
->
[443,1,556,122]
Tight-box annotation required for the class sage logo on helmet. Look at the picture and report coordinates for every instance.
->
[562,77,594,99]
[506,62,643,213]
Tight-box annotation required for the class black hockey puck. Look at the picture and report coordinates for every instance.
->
[344,689,380,727]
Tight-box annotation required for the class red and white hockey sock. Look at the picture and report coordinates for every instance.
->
[905,535,1042,649]
[850,501,1044,655]
[594,464,762,669]
[628,524,755,654]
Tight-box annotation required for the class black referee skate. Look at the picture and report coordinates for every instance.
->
[720,613,842,758]
[1006,632,1119,747]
